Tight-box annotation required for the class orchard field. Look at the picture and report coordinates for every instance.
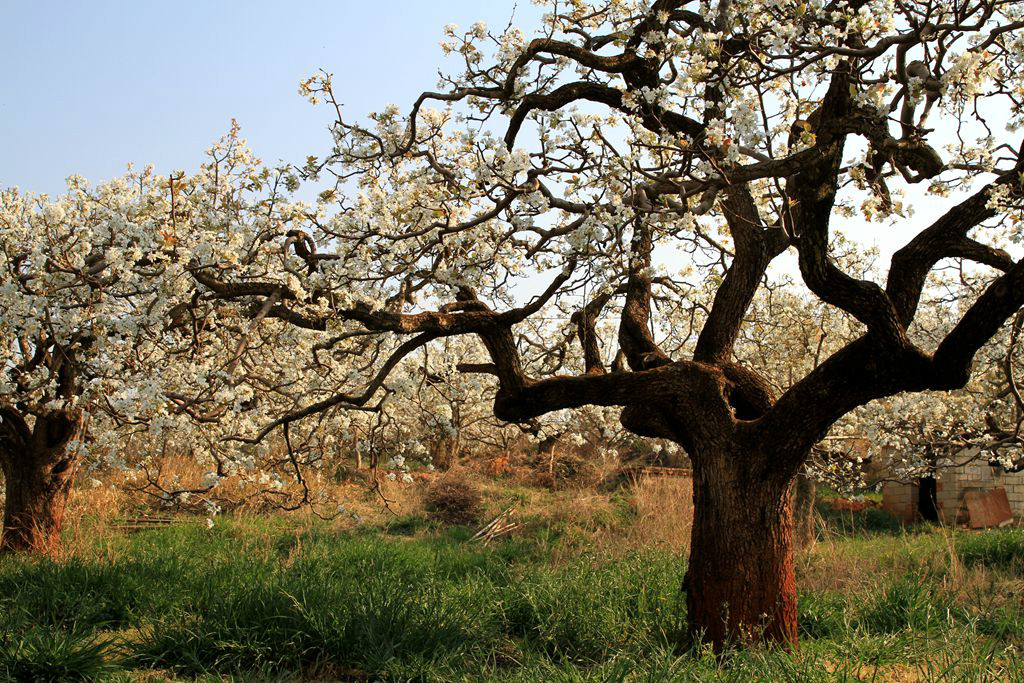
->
[4,0,1024,681]
[1,469,1023,683]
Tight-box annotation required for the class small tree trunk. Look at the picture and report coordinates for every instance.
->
[793,472,817,548]
[0,412,84,555]
[431,435,460,471]
[685,451,798,650]
[539,435,558,477]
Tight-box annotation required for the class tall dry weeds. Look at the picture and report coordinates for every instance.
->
[627,474,694,552]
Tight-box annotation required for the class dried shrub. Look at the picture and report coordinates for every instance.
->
[423,477,483,526]
[528,446,618,491]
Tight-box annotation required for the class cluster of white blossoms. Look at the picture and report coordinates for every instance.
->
[1,171,185,451]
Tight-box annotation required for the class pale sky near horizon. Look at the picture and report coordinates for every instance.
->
[1,1,544,196]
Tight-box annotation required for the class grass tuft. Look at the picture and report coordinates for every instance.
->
[0,627,121,683]
[956,528,1024,572]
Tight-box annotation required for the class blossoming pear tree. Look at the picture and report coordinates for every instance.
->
[0,168,199,553]
[0,127,340,551]
[189,0,1024,648]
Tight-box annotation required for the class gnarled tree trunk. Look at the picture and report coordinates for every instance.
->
[0,410,85,554]
[684,448,799,650]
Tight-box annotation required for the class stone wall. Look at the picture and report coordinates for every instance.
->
[936,455,1024,525]
[881,447,1024,525]
[882,480,919,522]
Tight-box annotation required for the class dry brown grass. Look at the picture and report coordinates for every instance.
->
[53,455,435,559]
[80,461,699,558]
[546,490,618,527]
[626,474,694,552]
[66,476,131,521]
[796,529,935,596]
[536,474,694,561]
[796,518,1024,621]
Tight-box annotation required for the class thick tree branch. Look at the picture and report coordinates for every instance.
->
[694,187,788,362]
[789,65,907,347]
[618,220,671,371]
[932,259,1024,388]
[887,161,1024,325]
[491,360,723,426]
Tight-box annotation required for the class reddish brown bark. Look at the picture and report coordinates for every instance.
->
[0,411,84,555]
[685,451,798,650]
[1,452,78,554]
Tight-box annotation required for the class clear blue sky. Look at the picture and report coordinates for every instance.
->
[1,1,543,196]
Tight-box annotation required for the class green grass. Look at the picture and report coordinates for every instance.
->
[0,626,121,683]
[814,503,908,537]
[956,527,1024,571]
[0,516,1021,682]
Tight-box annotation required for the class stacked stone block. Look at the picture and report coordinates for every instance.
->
[882,481,918,522]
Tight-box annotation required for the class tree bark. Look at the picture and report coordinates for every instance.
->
[0,411,84,555]
[431,435,460,471]
[793,472,817,548]
[685,450,798,650]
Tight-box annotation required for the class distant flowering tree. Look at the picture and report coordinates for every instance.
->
[0,168,192,553]
[190,0,1024,648]
[0,128,334,551]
